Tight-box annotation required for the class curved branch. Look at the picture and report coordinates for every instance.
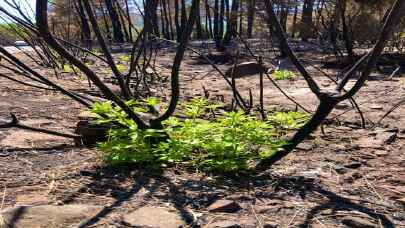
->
[150,0,200,126]
[0,113,81,139]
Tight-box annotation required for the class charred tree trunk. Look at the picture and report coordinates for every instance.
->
[76,0,92,48]
[205,0,213,38]
[340,0,355,61]
[279,1,289,32]
[223,0,239,45]
[181,0,188,33]
[213,0,221,48]
[195,1,203,39]
[174,0,181,41]
[104,0,125,43]
[300,0,315,41]
[166,0,175,39]
[291,4,298,38]
[247,0,256,38]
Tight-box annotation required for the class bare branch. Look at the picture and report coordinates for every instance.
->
[0,113,81,139]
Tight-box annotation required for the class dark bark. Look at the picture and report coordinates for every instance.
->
[339,0,355,60]
[291,4,298,37]
[174,0,181,40]
[213,0,221,48]
[151,0,201,126]
[166,0,175,39]
[279,1,289,32]
[223,0,239,45]
[247,0,256,38]
[195,1,203,39]
[300,0,315,41]
[181,0,188,32]
[104,0,125,43]
[115,1,130,42]
[76,0,91,48]
[99,1,112,41]
[205,0,213,38]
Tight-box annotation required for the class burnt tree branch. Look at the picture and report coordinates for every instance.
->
[0,113,81,139]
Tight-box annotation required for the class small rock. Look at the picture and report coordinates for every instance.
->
[207,200,242,213]
[207,220,241,228]
[341,216,377,228]
[0,204,103,228]
[263,222,279,228]
[296,142,314,151]
[225,62,269,78]
[123,206,185,228]
[334,166,347,174]
[344,162,362,169]
[344,172,362,183]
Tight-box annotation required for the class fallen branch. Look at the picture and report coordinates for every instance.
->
[0,113,81,139]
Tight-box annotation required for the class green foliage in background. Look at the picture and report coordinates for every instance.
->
[116,64,128,74]
[62,64,78,73]
[90,98,308,172]
[272,70,296,80]
[267,111,309,130]
[119,55,131,62]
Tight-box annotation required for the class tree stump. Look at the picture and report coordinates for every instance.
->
[74,120,112,147]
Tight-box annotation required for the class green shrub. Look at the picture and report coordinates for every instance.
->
[267,111,309,130]
[272,70,296,80]
[119,55,131,62]
[116,64,128,74]
[90,99,307,172]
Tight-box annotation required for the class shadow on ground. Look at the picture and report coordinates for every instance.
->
[52,164,395,227]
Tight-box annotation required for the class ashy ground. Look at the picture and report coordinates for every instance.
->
[0,46,404,227]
